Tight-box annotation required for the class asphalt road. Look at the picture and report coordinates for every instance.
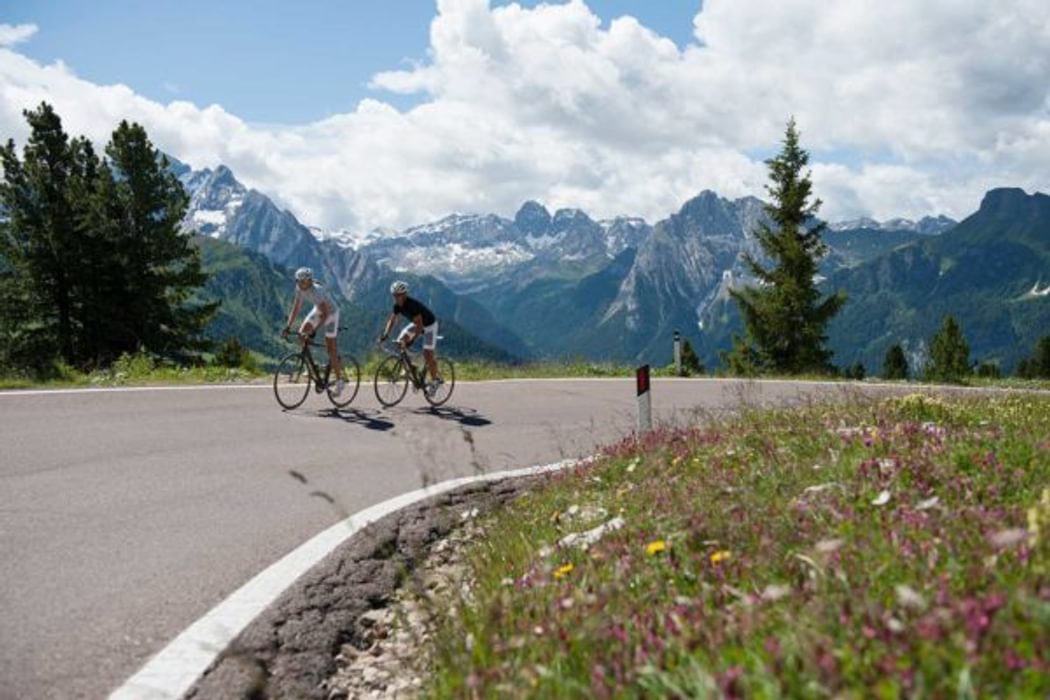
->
[1,378,876,699]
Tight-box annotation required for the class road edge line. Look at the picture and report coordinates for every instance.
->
[107,458,581,700]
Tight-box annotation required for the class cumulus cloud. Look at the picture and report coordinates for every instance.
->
[0,23,38,47]
[1,2,1048,230]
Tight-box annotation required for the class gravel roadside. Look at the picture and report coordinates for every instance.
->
[186,475,546,700]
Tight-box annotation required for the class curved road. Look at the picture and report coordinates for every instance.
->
[1,378,874,699]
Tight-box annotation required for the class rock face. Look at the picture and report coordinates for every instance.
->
[359,201,649,291]
[598,192,766,360]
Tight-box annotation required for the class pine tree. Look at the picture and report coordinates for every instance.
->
[681,338,704,375]
[0,103,82,370]
[723,118,846,375]
[104,120,217,360]
[882,344,909,380]
[926,315,970,383]
[1016,335,1050,379]
[1,105,216,374]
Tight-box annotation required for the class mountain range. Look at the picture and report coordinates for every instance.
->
[170,159,529,363]
[173,156,1049,375]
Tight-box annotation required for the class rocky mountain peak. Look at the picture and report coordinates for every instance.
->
[514,200,552,237]
[551,208,594,232]
[979,188,1039,217]
[674,190,749,238]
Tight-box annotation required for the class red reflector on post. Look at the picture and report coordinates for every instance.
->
[636,364,650,396]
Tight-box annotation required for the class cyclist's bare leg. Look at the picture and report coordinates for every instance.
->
[299,321,316,349]
[423,348,440,381]
[324,335,344,379]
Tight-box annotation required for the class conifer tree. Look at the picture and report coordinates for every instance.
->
[0,103,81,368]
[723,118,845,375]
[681,338,704,375]
[103,120,216,359]
[926,315,970,383]
[1016,335,1050,379]
[1,105,215,373]
[882,343,909,380]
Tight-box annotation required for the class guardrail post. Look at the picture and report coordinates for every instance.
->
[636,364,652,434]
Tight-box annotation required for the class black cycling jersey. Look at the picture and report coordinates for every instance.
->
[394,296,436,326]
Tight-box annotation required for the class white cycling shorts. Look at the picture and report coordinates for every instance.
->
[301,307,340,339]
[398,322,439,350]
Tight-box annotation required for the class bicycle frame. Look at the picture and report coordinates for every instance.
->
[295,335,333,392]
[384,343,429,389]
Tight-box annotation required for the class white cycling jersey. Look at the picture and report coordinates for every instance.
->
[294,282,335,310]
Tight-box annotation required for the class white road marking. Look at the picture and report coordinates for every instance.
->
[107,458,581,700]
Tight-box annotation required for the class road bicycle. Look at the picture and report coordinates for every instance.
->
[373,340,455,408]
[273,330,361,410]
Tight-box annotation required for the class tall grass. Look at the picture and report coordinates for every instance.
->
[426,393,1050,698]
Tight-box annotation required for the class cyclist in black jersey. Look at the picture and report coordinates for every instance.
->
[378,281,443,396]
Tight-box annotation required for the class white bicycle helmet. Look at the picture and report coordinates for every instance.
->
[295,267,313,281]
[390,280,409,295]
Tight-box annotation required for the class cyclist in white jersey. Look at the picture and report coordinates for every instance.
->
[282,267,345,395]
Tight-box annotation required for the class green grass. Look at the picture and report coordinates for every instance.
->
[0,351,267,390]
[454,360,635,380]
[425,393,1050,698]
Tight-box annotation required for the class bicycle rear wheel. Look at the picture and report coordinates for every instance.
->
[374,355,410,407]
[274,352,311,410]
[328,356,361,408]
[424,358,456,407]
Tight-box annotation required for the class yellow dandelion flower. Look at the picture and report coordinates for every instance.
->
[646,540,667,556]
[710,550,732,564]
[554,563,574,579]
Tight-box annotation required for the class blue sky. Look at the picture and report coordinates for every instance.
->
[4,0,702,124]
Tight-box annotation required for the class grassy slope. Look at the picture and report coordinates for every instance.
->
[427,393,1050,698]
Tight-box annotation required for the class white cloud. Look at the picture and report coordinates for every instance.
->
[1,2,1049,231]
[0,23,38,47]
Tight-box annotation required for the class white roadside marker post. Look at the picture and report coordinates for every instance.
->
[636,364,652,434]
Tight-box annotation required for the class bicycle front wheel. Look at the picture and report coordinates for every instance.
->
[424,358,456,407]
[328,356,361,408]
[274,352,311,410]
[374,355,410,408]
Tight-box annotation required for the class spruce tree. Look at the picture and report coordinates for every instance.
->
[724,118,846,375]
[882,344,909,380]
[0,103,81,369]
[104,120,216,360]
[681,338,704,375]
[1016,336,1050,379]
[1,105,215,373]
[926,315,970,383]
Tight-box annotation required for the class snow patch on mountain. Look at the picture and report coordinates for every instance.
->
[830,215,956,234]
[308,226,389,250]
[382,241,534,276]
[1028,280,1050,298]
[179,165,246,238]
